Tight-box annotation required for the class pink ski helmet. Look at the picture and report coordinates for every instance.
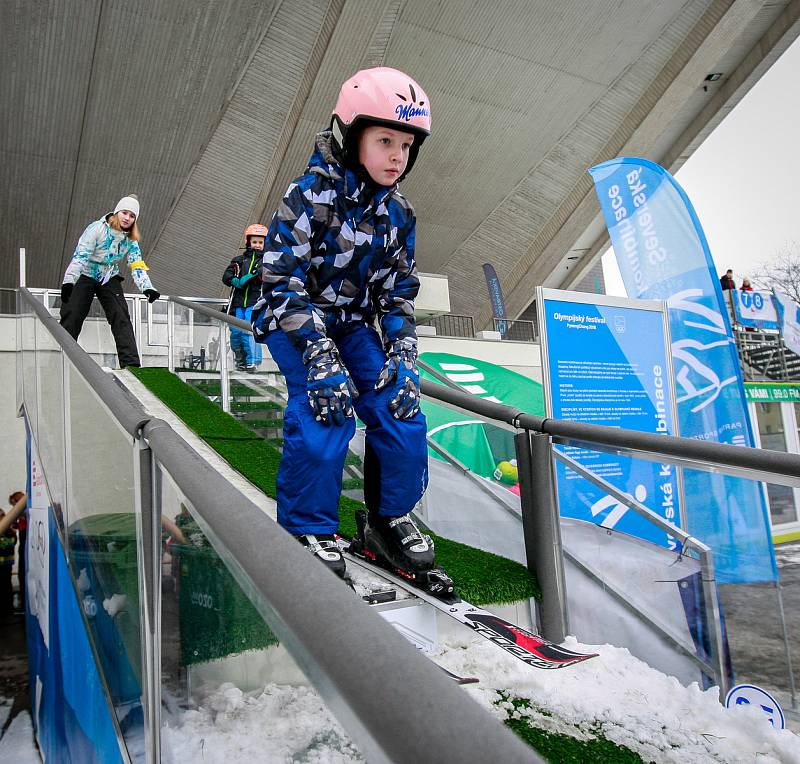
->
[242,223,268,247]
[331,67,431,181]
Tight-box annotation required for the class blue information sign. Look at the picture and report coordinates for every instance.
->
[539,290,682,549]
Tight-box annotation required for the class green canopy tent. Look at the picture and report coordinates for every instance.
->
[419,353,545,481]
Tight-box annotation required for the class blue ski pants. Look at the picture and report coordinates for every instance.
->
[264,323,428,535]
[231,306,262,366]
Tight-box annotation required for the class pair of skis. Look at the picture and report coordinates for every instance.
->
[343,541,597,677]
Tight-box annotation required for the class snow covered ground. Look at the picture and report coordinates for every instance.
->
[0,700,40,763]
[4,628,799,763]
[159,634,800,763]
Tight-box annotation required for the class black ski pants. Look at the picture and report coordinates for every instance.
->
[60,275,141,367]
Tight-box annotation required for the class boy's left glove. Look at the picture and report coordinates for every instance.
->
[375,338,420,420]
[144,289,160,303]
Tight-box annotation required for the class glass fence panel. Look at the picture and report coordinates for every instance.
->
[156,471,361,760]
[172,302,222,374]
[225,342,286,442]
[718,576,797,712]
[65,362,145,757]
[676,466,798,711]
[165,303,288,442]
[138,298,168,367]
[34,318,66,510]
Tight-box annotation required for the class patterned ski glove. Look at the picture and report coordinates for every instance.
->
[302,338,358,426]
[374,338,420,420]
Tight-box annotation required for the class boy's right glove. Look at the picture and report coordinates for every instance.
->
[302,338,358,426]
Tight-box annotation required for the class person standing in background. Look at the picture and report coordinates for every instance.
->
[59,194,160,368]
[719,269,736,290]
[222,224,266,372]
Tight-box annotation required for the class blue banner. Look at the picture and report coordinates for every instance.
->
[542,295,682,549]
[732,290,778,330]
[773,290,800,357]
[589,157,777,583]
[482,263,507,335]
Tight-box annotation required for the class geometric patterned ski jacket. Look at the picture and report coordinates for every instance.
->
[252,130,419,352]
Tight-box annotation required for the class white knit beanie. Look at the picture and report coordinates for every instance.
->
[113,194,140,219]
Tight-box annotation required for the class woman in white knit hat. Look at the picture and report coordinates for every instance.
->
[59,194,160,367]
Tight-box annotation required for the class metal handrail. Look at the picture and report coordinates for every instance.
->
[17,288,538,764]
[421,379,800,487]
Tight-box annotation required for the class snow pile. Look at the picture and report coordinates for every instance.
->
[158,635,799,764]
[161,682,363,763]
[0,700,39,764]
[7,634,798,762]
[438,636,799,764]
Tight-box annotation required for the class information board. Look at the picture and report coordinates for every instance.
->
[538,288,683,549]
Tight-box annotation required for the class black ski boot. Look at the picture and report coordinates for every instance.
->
[296,534,347,580]
[365,510,435,572]
[349,511,457,602]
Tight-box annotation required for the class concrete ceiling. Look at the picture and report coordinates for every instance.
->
[3,0,799,328]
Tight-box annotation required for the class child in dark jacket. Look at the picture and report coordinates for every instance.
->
[252,67,441,587]
[222,224,266,371]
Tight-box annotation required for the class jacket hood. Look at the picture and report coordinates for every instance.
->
[307,130,346,180]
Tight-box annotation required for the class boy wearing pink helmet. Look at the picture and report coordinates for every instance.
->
[252,68,450,595]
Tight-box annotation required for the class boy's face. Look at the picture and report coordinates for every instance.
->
[248,235,265,251]
[358,126,415,186]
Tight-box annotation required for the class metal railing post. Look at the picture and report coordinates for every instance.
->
[515,430,569,642]
[167,301,175,373]
[19,247,26,287]
[698,549,728,700]
[219,321,231,414]
[134,435,162,763]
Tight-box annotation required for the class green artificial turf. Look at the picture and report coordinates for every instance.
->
[498,694,645,763]
[239,418,285,430]
[231,400,284,412]
[130,366,539,605]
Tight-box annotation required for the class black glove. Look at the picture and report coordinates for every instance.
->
[144,289,160,303]
[302,338,358,426]
[60,283,73,304]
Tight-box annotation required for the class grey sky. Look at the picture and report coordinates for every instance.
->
[603,35,800,296]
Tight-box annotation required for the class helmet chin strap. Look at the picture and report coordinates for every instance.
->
[331,118,346,151]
